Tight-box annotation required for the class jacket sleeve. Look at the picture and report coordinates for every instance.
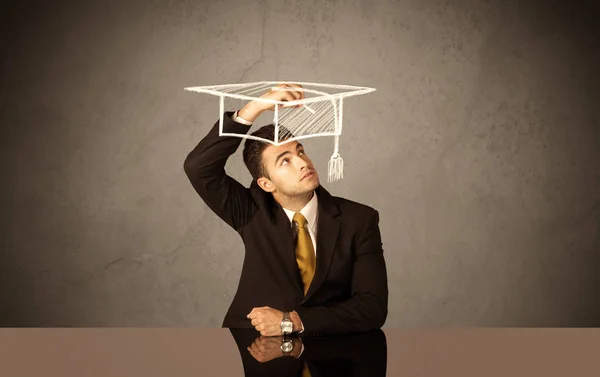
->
[183,111,257,232]
[295,210,389,334]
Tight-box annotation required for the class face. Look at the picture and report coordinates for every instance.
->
[257,140,320,197]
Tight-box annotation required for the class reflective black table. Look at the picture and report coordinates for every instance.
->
[0,328,598,376]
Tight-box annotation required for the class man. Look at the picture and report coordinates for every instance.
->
[183,83,388,336]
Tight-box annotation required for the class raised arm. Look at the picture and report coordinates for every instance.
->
[183,111,257,231]
[295,210,388,334]
[184,84,310,231]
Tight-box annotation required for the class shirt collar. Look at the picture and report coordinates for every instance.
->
[282,191,319,229]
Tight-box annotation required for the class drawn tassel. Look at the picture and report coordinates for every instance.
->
[328,153,344,182]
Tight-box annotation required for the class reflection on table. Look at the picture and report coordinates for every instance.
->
[229,328,387,377]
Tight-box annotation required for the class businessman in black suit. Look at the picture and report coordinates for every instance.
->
[183,83,388,336]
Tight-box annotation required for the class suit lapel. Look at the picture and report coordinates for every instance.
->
[301,185,341,304]
[251,180,304,298]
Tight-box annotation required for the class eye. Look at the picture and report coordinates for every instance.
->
[281,158,289,165]
[299,150,305,156]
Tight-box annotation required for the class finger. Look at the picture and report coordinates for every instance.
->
[247,346,259,360]
[287,83,304,97]
[253,339,264,351]
[284,92,300,106]
[251,318,260,326]
[286,83,302,91]
[271,84,288,92]
[274,90,294,104]
[248,349,265,363]
[273,86,301,103]
[287,88,301,102]
[286,83,304,107]
[247,308,259,318]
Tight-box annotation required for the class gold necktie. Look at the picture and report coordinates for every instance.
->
[302,362,312,377]
[293,213,316,295]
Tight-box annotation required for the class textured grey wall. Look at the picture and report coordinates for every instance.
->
[1,0,598,327]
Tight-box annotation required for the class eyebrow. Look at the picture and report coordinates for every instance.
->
[274,143,304,166]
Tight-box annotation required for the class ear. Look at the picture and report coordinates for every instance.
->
[257,177,275,193]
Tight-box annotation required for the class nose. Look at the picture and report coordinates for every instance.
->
[297,156,308,170]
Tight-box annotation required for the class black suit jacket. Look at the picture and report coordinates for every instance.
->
[229,328,387,377]
[183,111,388,335]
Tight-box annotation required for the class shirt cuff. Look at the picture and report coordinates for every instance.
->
[231,110,253,126]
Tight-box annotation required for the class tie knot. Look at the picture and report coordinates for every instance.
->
[293,212,308,228]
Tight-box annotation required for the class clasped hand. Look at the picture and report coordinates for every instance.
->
[247,306,287,336]
[247,336,303,363]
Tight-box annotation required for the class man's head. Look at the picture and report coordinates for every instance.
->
[243,124,320,198]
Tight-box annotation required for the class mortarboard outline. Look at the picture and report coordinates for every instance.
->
[184,81,376,182]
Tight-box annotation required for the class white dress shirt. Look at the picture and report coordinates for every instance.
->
[231,110,253,126]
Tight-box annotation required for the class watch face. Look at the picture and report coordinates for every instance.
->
[281,320,293,334]
[281,341,293,353]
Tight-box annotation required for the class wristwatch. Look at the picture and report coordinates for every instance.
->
[280,311,293,335]
[280,338,294,354]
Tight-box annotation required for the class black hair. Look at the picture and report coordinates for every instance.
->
[242,124,295,180]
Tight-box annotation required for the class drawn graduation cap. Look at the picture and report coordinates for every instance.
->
[184,81,376,182]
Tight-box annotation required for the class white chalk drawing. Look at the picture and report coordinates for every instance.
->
[184,81,376,182]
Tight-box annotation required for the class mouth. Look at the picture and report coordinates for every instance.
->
[300,171,315,181]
